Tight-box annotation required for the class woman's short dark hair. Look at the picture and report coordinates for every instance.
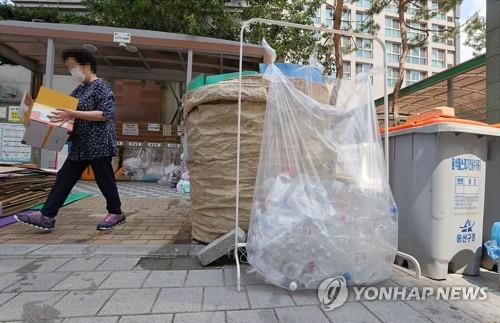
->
[62,48,97,73]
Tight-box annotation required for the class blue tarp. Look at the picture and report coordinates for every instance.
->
[259,63,324,83]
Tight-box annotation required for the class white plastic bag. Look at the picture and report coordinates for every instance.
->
[246,42,398,290]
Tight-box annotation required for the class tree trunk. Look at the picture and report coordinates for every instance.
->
[333,0,344,79]
[393,1,409,125]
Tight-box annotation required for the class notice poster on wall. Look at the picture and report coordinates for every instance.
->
[122,123,139,136]
[148,123,161,132]
[0,123,31,162]
[8,106,20,122]
[0,106,7,120]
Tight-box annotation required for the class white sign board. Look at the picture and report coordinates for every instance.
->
[113,32,131,44]
[0,123,31,162]
[148,123,161,132]
[122,123,139,136]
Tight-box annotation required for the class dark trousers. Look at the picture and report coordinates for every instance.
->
[42,157,122,218]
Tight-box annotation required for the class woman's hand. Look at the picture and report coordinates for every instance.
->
[49,109,74,123]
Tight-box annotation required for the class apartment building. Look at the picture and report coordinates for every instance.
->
[315,0,459,98]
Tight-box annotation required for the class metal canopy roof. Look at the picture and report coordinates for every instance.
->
[375,54,486,122]
[0,20,268,82]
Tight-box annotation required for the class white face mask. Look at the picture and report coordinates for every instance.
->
[70,67,86,83]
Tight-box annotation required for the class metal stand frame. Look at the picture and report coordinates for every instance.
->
[234,18,421,292]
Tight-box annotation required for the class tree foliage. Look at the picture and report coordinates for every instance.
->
[242,0,325,64]
[83,0,239,40]
[464,12,485,56]
[0,0,97,24]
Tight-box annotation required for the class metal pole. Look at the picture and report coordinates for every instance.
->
[186,49,193,85]
[45,38,55,88]
[447,78,454,108]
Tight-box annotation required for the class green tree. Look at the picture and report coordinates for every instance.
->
[83,0,239,40]
[242,0,325,64]
[464,12,485,56]
[0,0,97,24]
[365,0,461,124]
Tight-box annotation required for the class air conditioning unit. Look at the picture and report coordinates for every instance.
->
[447,64,454,68]
[447,39,454,46]
[447,16,453,22]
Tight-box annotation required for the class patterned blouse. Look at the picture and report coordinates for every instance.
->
[68,79,118,161]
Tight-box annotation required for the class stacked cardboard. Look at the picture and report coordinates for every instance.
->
[0,166,56,217]
[116,122,181,144]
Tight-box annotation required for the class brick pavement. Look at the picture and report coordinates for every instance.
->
[0,247,498,323]
[0,197,193,245]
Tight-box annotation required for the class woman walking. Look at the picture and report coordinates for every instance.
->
[15,48,125,231]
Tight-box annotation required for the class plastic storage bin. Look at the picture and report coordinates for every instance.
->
[388,118,500,280]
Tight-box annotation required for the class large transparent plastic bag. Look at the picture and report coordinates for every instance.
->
[246,43,398,290]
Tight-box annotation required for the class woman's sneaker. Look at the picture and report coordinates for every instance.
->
[97,213,126,231]
[14,211,56,231]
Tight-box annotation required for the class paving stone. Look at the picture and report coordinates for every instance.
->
[0,245,43,256]
[99,288,159,316]
[99,271,149,289]
[275,305,330,323]
[53,290,114,317]
[173,311,225,323]
[0,273,26,291]
[246,285,295,309]
[203,286,249,311]
[223,266,265,286]
[322,302,381,323]
[0,259,37,273]
[95,258,140,271]
[142,270,187,288]
[4,272,70,292]
[152,287,202,313]
[0,291,67,321]
[149,245,191,257]
[449,299,500,322]
[63,317,119,323]
[289,289,319,306]
[15,258,71,273]
[405,299,477,323]
[53,272,111,290]
[118,314,174,323]
[227,309,278,323]
[363,300,431,323]
[31,245,91,256]
[185,270,223,287]
[92,245,159,256]
[56,258,107,272]
[0,292,17,306]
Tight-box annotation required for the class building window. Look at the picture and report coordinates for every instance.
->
[386,42,400,63]
[432,48,446,67]
[314,8,321,25]
[355,38,373,59]
[341,36,353,54]
[385,18,400,38]
[356,62,373,83]
[355,0,372,9]
[341,9,351,29]
[407,21,427,42]
[407,1,422,16]
[431,1,445,20]
[406,69,426,86]
[385,1,398,14]
[325,6,334,27]
[342,61,351,79]
[431,24,446,43]
[388,67,399,87]
[356,12,372,32]
[407,47,427,65]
